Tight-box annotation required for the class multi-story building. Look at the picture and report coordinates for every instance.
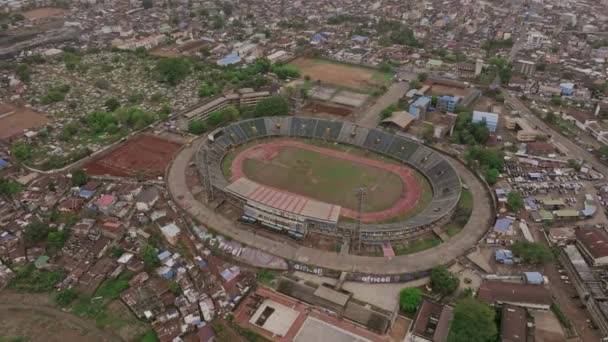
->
[409,96,431,119]
[514,60,536,76]
[437,96,459,113]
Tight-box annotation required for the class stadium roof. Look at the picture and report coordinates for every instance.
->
[225,178,341,223]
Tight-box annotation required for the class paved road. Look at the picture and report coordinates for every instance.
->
[356,82,409,128]
[505,92,608,177]
[167,139,492,274]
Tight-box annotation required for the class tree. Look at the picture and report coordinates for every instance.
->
[142,0,153,9]
[421,124,434,144]
[399,287,422,314]
[254,96,289,117]
[154,58,190,86]
[512,241,553,264]
[55,288,78,306]
[71,169,89,187]
[430,266,459,296]
[598,146,608,159]
[507,191,524,212]
[409,79,422,89]
[447,297,497,342]
[484,168,499,185]
[11,141,32,161]
[567,159,581,171]
[417,72,428,82]
[105,98,120,112]
[142,244,160,270]
[188,120,207,135]
[169,281,182,296]
[24,222,51,244]
[0,178,22,196]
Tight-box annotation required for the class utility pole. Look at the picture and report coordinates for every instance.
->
[354,187,366,253]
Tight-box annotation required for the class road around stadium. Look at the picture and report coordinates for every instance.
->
[167,136,493,275]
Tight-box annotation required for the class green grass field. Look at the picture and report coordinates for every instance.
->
[242,146,403,211]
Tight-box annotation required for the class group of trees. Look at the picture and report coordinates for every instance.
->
[450,111,491,146]
[464,147,504,185]
[154,57,191,86]
[0,178,22,196]
[481,38,514,52]
[376,18,421,47]
[447,297,497,342]
[507,191,524,212]
[512,241,553,264]
[399,267,460,314]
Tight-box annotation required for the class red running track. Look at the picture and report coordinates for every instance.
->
[230,139,423,222]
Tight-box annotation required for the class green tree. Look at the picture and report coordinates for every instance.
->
[154,58,190,86]
[142,244,160,270]
[447,297,497,342]
[399,287,422,314]
[55,288,79,306]
[142,0,153,9]
[512,241,553,264]
[484,168,499,185]
[47,230,68,253]
[254,96,289,117]
[430,266,460,296]
[71,169,89,187]
[409,79,422,89]
[24,222,51,244]
[597,146,608,159]
[105,98,121,112]
[0,178,22,196]
[507,191,524,212]
[417,72,428,82]
[188,120,207,135]
[169,281,182,295]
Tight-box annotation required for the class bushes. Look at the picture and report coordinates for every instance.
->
[430,266,460,296]
[11,141,32,161]
[40,84,71,105]
[9,263,65,292]
[512,241,553,264]
[154,57,190,86]
[254,96,289,117]
[399,287,422,314]
[188,120,207,135]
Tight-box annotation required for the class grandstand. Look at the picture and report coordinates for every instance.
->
[197,117,462,244]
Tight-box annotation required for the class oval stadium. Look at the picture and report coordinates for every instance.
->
[196,116,463,245]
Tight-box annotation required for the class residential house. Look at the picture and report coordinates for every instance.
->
[405,299,453,342]
[501,305,527,342]
[136,187,159,212]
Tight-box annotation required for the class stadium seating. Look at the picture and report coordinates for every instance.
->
[199,116,463,242]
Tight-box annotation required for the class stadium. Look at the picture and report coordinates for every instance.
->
[196,116,462,245]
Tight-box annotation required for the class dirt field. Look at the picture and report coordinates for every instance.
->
[22,8,67,20]
[0,104,49,140]
[83,134,181,179]
[230,139,426,222]
[303,102,353,116]
[290,57,390,91]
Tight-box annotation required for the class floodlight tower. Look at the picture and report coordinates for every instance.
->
[354,187,366,253]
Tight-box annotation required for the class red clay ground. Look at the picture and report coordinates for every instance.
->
[83,134,181,179]
[233,287,388,342]
[290,57,389,91]
[22,8,67,20]
[230,139,423,222]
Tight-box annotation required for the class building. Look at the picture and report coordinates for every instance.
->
[525,31,545,49]
[560,83,575,96]
[437,96,459,113]
[575,227,608,267]
[501,305,527,342]
[216,53,241,66]
[160,223,181,245]
[514,60,536,76]
[506,117,541,142]
[224,178,340,239]
[494,217,515,235]
[409,97,431,119]
[405,299,453,342]
[381,111,415,131]
[472,111,499,132]
[478,281,552,310]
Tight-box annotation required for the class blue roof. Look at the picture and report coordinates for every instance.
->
[526,198,539,211]
[524,272,544,283]
[197,259,207,268]
[494,218,513,232]
[0,159,8,169]
[352,35,368,43]
[582,207,596,217]
[311,33,326,42]
[217,53,241,66]
[495,249,513,261]
[157,250,172,260]
[472,111,499,124]
[412,96,431,106]
[79,189,94,197]
[495,189,507,196]
[439,95,458,101]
